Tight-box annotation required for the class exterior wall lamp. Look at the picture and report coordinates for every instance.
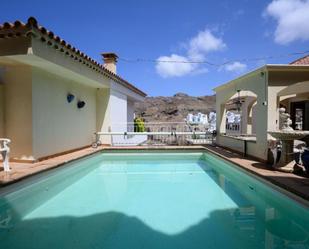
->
[67,93,75,103]
[77,100,86,109]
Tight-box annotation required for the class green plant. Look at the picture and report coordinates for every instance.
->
[134,117,145,132]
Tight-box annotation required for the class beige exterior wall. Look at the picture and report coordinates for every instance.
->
[1,65,99,160]
[96,83,140,144]
[269,71,309,86]
[96,88,111,144]
[217,136,245,153]
[127,100,135,123]
[217,136,257,158]
[251,103,257,134]
[215,70,269,160]
[110,89,128,131]
[0,37,145,159]
[215,67,309,162]
[32,68,96,159]
[3,66,33,160]
[0,65,143,159]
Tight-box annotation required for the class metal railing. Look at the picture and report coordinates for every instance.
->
[94,122,216,147]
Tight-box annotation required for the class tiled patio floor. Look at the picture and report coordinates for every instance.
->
[0,146,104,186]
[1,145,308,203]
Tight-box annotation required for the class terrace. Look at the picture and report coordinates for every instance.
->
[0,13,309,249]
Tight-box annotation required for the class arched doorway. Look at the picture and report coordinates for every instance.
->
[221,90,258,136]
[278,81,309,131]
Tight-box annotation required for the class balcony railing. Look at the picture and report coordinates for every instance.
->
[94,122,215,147]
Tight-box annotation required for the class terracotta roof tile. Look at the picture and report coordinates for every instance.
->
[290,55,309,65]
[0,17,146,97]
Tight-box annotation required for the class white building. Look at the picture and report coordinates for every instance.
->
[0,17,146,161]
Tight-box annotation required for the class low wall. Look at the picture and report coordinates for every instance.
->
[111,135,147,146]
[216,135,261,160]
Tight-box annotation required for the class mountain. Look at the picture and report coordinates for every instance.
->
[134,93,216,122]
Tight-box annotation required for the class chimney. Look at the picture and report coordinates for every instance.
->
[101,52,118,74]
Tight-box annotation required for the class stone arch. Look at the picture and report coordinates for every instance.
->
[218,90,258,135]
[278,81,309,97]
[246,96,258,135]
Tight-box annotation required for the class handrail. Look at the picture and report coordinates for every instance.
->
[94,122,215,147]
[92,131,215,147]
[96,131,213,136]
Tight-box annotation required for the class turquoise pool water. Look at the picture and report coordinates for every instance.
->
[0,152,308,249]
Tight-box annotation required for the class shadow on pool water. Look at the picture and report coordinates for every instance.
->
[1,206,307,249]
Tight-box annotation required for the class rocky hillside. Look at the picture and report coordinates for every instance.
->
[134,93,216,122]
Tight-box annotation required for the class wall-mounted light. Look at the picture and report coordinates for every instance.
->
[67,93,75,103]
[260,71,265,77]
[77,100,86,109]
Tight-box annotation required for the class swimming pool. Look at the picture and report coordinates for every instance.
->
[0,151,308,249]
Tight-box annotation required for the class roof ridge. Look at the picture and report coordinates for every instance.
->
[0,17,146,97]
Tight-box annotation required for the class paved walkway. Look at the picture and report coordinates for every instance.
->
[0,146,103,186]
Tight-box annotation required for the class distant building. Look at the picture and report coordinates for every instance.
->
[186,112,216,132]
[186,113,208,125]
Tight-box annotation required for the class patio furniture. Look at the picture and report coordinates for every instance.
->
[0,138,11,172]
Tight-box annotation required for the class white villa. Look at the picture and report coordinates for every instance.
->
[0,17,146,162]
[214,55,309,163]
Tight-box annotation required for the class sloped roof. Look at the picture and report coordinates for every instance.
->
[0,17,146,97]
[290,55,309,65]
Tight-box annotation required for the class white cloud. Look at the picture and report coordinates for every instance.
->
[265,0,309,44]
[156,54,196,78]
[188,29,226,60]
[156,29,225,78]
[223,62,247,73]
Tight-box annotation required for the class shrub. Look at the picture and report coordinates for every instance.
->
[134,117,145,132]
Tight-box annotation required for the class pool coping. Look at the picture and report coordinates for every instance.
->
[0,146,104,187]
[0,146,206,187]
[1,145,308,205]
[203,145,309,205]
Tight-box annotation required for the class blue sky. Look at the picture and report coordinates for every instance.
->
[1,0,309,96]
